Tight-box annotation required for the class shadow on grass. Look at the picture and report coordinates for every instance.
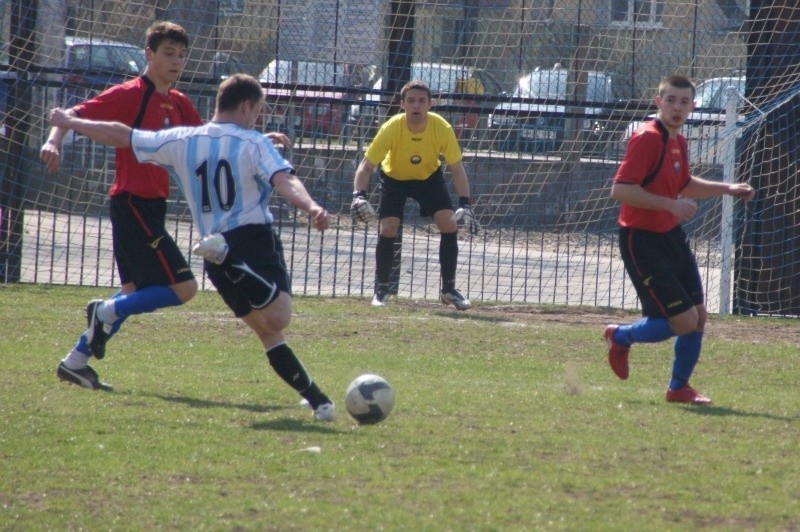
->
[681,405,799,422]
[251,418,341,433]
[153,393,284,414]
[152,393,343,432]
[434,309,516,323]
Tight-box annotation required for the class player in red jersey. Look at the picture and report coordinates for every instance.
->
[604,74,755,405]
[40,22,285,391]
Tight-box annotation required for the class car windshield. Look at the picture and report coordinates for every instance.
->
[516,70,568,99]
[262,61,372,87]
[515,70,613,102]
[68,43,145,74]
[695,77,745,110]
[411,64,471,93]
[586,74,613,102]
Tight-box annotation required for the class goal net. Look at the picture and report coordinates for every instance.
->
[1,0,799,315]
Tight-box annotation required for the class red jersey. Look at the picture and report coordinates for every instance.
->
[613,120,690,233]
[73,76,202,199]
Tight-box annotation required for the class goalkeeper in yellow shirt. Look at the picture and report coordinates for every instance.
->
[351,80,478,309]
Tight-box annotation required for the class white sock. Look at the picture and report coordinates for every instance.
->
[62,349,91,370]
[97,300,119,324]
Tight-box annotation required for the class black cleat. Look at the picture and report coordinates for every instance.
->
[86,300,110,359]
[57,362,113,391]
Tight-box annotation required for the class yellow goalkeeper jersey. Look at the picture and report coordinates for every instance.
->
[364,112,462,181]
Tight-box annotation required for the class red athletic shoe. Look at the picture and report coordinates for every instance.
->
[604,324,630,380]
[665,385,713,405]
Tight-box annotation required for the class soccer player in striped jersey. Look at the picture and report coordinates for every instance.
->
[48,74,336,421]
[605,74,755,405]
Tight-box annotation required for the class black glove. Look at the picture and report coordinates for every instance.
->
[451,196,479,235]
[350,190,375,223]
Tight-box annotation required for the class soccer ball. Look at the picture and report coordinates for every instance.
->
[345,374,394,424]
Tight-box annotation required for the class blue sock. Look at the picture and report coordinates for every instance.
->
[669,331,703,390]
[614,317,674,346]
[112,285,182,319]
[73,332,91,356]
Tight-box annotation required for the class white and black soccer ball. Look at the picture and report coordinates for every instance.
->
[345,374,394,425]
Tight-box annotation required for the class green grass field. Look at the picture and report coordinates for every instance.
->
[1,284,798,530]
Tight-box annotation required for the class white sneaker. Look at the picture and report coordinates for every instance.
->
[371,291,389,307]
[192,233,229,264]
[313,402,336,422]
[440,288,471,310]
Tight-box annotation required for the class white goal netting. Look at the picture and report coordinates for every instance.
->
[2,0,799,314]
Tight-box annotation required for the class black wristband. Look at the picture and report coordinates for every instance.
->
[458,196,471,208]
[353,190,367,199]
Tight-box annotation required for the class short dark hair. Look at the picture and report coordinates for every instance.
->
[216,74,264,112]
[659,74,696,98]
[145,21,190,52]
[400,80,432,101]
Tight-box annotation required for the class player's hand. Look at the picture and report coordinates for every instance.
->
[309,205,330,232]
[350,191,375,223]
[265,131,291,148]
[41,108,72,173]
[729,183,755,201]
[451,197,480,235]
[39,139,62,174]
[672,197,698,222]
[49,107,71,129]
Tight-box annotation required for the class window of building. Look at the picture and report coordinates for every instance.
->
[716,0,747,30]
[610,0,665,27]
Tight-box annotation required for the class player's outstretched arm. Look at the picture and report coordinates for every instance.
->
[272,171,330,231]
[48,108,132,149]
[682,175,755,201]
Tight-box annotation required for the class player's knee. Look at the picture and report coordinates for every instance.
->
[436,217,458,233]
[694,304,708,331]
[265,311,291,333]
[669,307,700,336]
[173,279,198,303]
[262,292,292,332]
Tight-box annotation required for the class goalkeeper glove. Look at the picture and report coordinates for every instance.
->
[350,190,375,223]
[451,196,479,235]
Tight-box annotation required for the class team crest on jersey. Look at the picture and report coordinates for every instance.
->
[163,116,171,128]
[410,155,421,165]
[673,160,681,173]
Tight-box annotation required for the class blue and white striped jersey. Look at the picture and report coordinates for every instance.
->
[131,122,293,235]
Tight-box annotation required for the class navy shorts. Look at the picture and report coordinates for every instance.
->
[378,167,453,219]
[205,224,292,318]
[109,193,195,288]
[619,225,704,318]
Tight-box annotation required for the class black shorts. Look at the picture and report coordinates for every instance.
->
[109,193,195,288]
[378,167,453,219]
[205,224,292,318]
[619,225,704,318]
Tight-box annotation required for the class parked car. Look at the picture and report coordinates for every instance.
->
[350,62,503,141]
[62,36,146,107]
[619,74,746,164]
[0,38,144,140]
[685,74,746,164]
[57,37,146,144]
[258,59,377,137]
[488,65,618,154]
